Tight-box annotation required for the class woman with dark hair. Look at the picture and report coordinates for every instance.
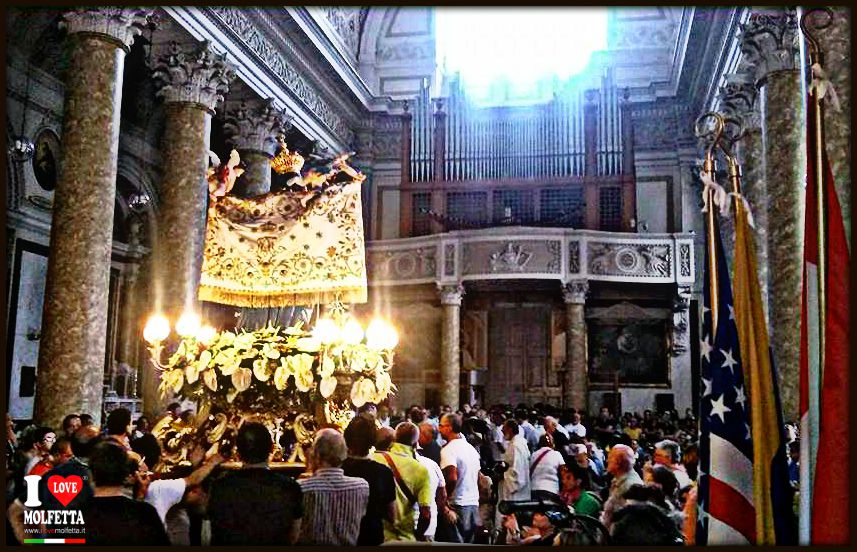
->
[559,463,602,517]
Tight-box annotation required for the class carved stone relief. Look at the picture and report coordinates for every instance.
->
[444,244,456,277]
[568,240,581,274]
[588,242,672,278]
[367,247,436,281]
[321,7,361,56]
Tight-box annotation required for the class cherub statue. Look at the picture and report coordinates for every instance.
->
[207,149,244,198]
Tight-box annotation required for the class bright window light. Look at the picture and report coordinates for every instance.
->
[435,8,608,105]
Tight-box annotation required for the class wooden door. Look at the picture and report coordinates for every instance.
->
[487,305,556,406]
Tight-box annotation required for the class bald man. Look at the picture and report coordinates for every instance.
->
[601,444,643,530]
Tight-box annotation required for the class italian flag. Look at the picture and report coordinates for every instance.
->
[798,92,850,545]
[23,539,86,544]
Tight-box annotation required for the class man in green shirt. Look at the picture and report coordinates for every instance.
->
[373,423,432,541]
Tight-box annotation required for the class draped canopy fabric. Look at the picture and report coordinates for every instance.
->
[198,181,367,307]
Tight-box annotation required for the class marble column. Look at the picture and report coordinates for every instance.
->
[719,70,770,320]
[742,9,804,419]
[802,7,850,247]
[144,41,234,415]
[223,98,291,197]
[562,280,589,414]
[117,218,144,372]
[438,284,464,409]
[33,8,152,430]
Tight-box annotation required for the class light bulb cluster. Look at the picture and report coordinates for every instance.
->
[312,316,398,351]
[144,311,399,352]
[143,311,216,346]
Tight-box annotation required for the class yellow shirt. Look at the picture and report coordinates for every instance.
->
[373,443,432,541]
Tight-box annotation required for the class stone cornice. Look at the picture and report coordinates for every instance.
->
[204,6,359,146]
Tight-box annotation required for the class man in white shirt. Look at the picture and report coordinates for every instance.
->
[438,413,481,543]
[415,441,447,541]
[564,412,587,438]
[496,420,531,527]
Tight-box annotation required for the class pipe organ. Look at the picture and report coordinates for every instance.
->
[400,72,636,237]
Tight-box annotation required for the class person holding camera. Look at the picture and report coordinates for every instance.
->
[498,510,559,545]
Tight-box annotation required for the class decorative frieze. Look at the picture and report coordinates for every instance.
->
[223,98,291,154]
[207,7,354,144]
[588,241,672,278]
[367,247,437,281]
[367,229,694,286]
[153,41,235,112]
[321,7,361,56]
[61,8,154,50]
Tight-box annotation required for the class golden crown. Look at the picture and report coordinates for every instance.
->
[270,139,305,174]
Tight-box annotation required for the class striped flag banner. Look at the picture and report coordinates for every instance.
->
[732,185,797,544]
[23,539,86,544]
[697,209,756,544]
[799,92,850,545]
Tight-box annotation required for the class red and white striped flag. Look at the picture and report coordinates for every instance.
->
[798,93,850,545]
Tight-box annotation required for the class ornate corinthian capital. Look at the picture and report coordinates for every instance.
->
[562,280,589,305]
[153,41,235,113]
[739,9,800,86]
[61,8,154,50]
[718,71,761,133]
[223,98,292,154]
[438,283,465,306]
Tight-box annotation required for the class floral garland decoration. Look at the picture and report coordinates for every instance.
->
[157,322,396,417]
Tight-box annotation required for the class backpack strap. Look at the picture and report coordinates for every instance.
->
[529,448,552,477]
[379,451,418,506]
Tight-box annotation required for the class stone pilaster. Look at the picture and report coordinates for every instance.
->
[562,280,588,414]
[33,8,152,429]
[438,284,464,409]
[146,40,234,415]
[742,9,803,419]
[223,98,291,197]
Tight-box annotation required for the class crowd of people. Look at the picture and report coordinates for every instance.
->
[3,400,752,546]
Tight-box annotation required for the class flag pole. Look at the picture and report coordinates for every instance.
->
[695,112,725,329]
[800,9,831,379]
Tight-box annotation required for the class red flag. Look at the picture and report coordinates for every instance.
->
[799,93,850,545]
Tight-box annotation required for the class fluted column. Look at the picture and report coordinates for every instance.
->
[562,280,588,414]
[34,8,152,429]
[438,284,464,409]
[223,98,291,197]
[144,41,234,415]
[742,9,803,418]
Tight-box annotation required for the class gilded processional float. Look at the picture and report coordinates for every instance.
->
[143,141,398,471]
